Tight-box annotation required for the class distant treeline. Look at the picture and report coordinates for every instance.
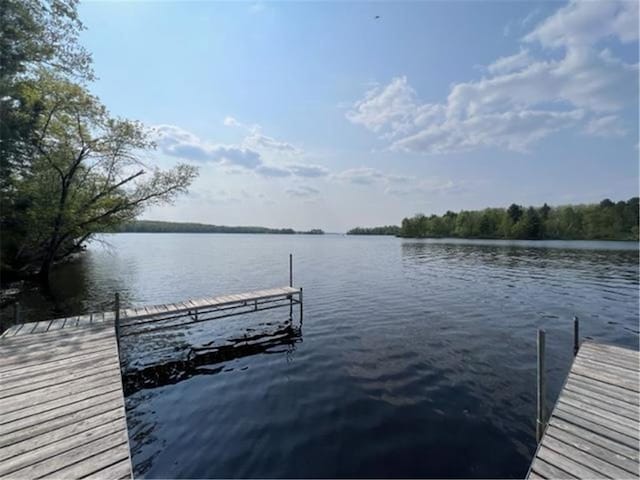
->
[399,198,639,240]
[112,220,324,235]
[347,226,401,236]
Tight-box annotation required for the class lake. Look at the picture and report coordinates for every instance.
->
[3,234,639,478]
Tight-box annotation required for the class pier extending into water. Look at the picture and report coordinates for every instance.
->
[527,334,639,479]
[0,255,304,480]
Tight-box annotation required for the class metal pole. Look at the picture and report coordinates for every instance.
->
[573,316,579,356]
[114,292,120,348]
[299,287,303,324]
[536,329,546,443]
[289,253,293,287]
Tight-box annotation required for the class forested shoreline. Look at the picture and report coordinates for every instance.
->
[397,198,639,241]
[347,226,400,236]
[112,220,324,235]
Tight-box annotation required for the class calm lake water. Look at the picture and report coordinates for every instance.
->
[4,234,639,478]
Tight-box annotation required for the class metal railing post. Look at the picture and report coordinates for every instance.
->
[289,253,293,287]
[573,316,579,356]
[536,329,546,443]
[114,292,120,348]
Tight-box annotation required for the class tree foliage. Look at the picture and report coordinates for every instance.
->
[0,0,197,280]
[399,198,639,241]
[347,225,401,236]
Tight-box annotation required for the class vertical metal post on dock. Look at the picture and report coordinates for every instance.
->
[299,287,303,323]
[573,316,579,356]
[289,254,293,319]
[114,292,120,348]
[289,253,293,287]
[536,329,546,443]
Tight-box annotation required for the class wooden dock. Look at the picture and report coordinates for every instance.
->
[2,286,302,338]
[527,341,639,479]
[0,324,133,479]
[0,285,303,479]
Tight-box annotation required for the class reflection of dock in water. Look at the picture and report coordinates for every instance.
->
[123,322,302,395]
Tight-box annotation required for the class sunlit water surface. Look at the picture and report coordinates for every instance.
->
[4,234,639,478]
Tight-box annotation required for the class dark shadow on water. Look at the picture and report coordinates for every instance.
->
[122,322,302,396]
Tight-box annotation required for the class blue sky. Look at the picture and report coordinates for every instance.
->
[79,1,639,232]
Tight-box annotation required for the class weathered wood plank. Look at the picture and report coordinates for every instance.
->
[579,349,640,372]
[568,375,640,406]
[575,356,640,384]
[550,417,639,462]
[554,402,639,443]
[542,435,635,479]
[0,323,132,480]
[82,457,132,480]
[0,400,123,449]
[561,388,639,421]
[546,425,639,475]
[536,445,604,479]
[583,343,640,363]
[0,363,117,400]
[572,363,639,393]
[531,457,577,479]
[1,350,116,389]
[1,371,122,415]
[528,343,639,480]
[564,379,639,411]
[0,345,116,380]
[0,420,125,476]
[1,380,122,425]
[5,429,128,478]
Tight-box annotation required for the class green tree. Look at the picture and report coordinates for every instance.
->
[3,76,198,279]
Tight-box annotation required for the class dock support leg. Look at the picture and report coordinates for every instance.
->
[299,287,303,325]
[289,253,293,319]
[573,316,579,356]
[536,329,546,443]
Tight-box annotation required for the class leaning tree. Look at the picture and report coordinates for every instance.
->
[4,74,198,279]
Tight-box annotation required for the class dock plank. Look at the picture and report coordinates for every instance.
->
[0,325,132,479]
[527,342,640,479]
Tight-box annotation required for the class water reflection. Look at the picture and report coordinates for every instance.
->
[122,322,302,395]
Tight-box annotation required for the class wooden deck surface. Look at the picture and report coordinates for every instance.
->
[2,286,301,338]
[528,341,639,479]
[0,324,133,479]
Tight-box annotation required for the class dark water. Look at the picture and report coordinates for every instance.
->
[4,234,639,478]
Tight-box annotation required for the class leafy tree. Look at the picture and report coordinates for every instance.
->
[507,203,523,223]
[3,75,197,279]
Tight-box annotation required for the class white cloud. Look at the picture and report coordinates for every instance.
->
[285,186,320,198]
[523,0,639,48]
[384,179,461,197]
[153,124,263,169]
[255,164,292,177]
[346,0,638,155]
[288,163,330,178]
[584,115,627,137]
[224,116,303,155]
[487,49,533,75]
[334,167,385,185]
[334,167,414,186]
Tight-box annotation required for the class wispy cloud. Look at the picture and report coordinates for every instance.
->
[285,185,320,198]
[346,0,638,155]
